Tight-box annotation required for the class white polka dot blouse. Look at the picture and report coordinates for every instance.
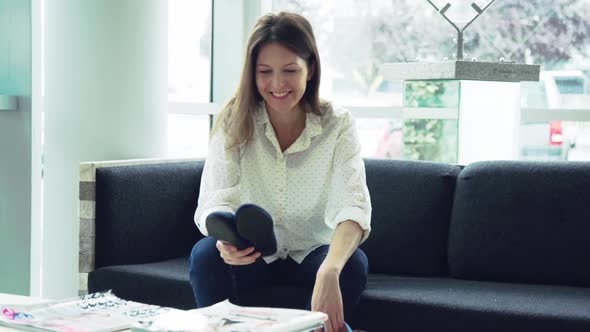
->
[194,102,372,264]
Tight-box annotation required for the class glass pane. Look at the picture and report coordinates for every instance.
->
[404,80,460,108]
[271,0,451,106]
[522,71,590,109]
[521,121,590,161]
[403,81,459,163]
[273,0,590,163]
[356,118,403,159]
[168,114,210,158]
[568,121,590,160]
[355,117,458,163]
[168,0,212,102]
[466,1,590,65]
[403,119,458,163]
[429,0,492,29]
[271,0,590,90]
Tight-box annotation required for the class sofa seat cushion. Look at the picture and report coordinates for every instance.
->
[91,259,590,332]
[89,257,197,310]
[352,274,590,332]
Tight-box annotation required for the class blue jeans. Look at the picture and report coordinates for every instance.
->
[189,236,368,323]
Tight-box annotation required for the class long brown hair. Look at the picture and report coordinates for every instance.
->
[213,11,329,149]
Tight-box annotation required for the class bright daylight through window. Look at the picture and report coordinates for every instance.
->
[271,0,590,161]
[168,0,211,158]
[167,0,590,162]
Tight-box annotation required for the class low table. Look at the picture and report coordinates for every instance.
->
[0,293,138,332]
[0,293,329,332]
[0,293,47,332]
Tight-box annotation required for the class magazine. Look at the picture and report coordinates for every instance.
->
[1,292,327,332]
[0,291,176,332]
[171,300,327,332]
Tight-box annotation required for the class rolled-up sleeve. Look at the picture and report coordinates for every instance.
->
[194,130,241,236]
[324,112,372,243]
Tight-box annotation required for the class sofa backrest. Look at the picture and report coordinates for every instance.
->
[92,158,461,277]
[94,161,205,268]
[448,161,590,287]
[362,159,462,276]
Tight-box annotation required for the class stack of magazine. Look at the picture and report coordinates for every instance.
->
[0,291,327,332]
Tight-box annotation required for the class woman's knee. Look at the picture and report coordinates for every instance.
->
[189,236,222,272]
[340,248,369,289]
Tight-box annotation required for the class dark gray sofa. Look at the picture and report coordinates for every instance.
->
[82,159,590,332]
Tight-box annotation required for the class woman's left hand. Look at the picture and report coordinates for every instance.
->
[311,267,346,332]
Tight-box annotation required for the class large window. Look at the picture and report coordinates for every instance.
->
[167,0,212,158]
[168,0,211,103]
[166,0,590,162]
[272,0,590,162]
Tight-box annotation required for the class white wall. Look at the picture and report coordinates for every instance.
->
[42,0,168,298]
[0,0,33,296]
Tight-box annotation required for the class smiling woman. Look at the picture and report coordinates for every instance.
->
[189,11,371,332]
[255,43,311,116]
[213,11,329,150]
[255,43,312,151]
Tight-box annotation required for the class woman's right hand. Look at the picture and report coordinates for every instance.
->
[216,240,261,265]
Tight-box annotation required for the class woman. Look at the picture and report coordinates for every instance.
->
[189,12,371,332]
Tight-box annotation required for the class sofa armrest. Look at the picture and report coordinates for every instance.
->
[78,158,199,293]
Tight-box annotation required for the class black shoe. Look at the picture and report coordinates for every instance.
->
[205,211,252,250]
[236,204,278,257]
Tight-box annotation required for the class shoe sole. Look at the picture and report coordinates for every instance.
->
[236,204,277,257]
[205,212,251,250]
